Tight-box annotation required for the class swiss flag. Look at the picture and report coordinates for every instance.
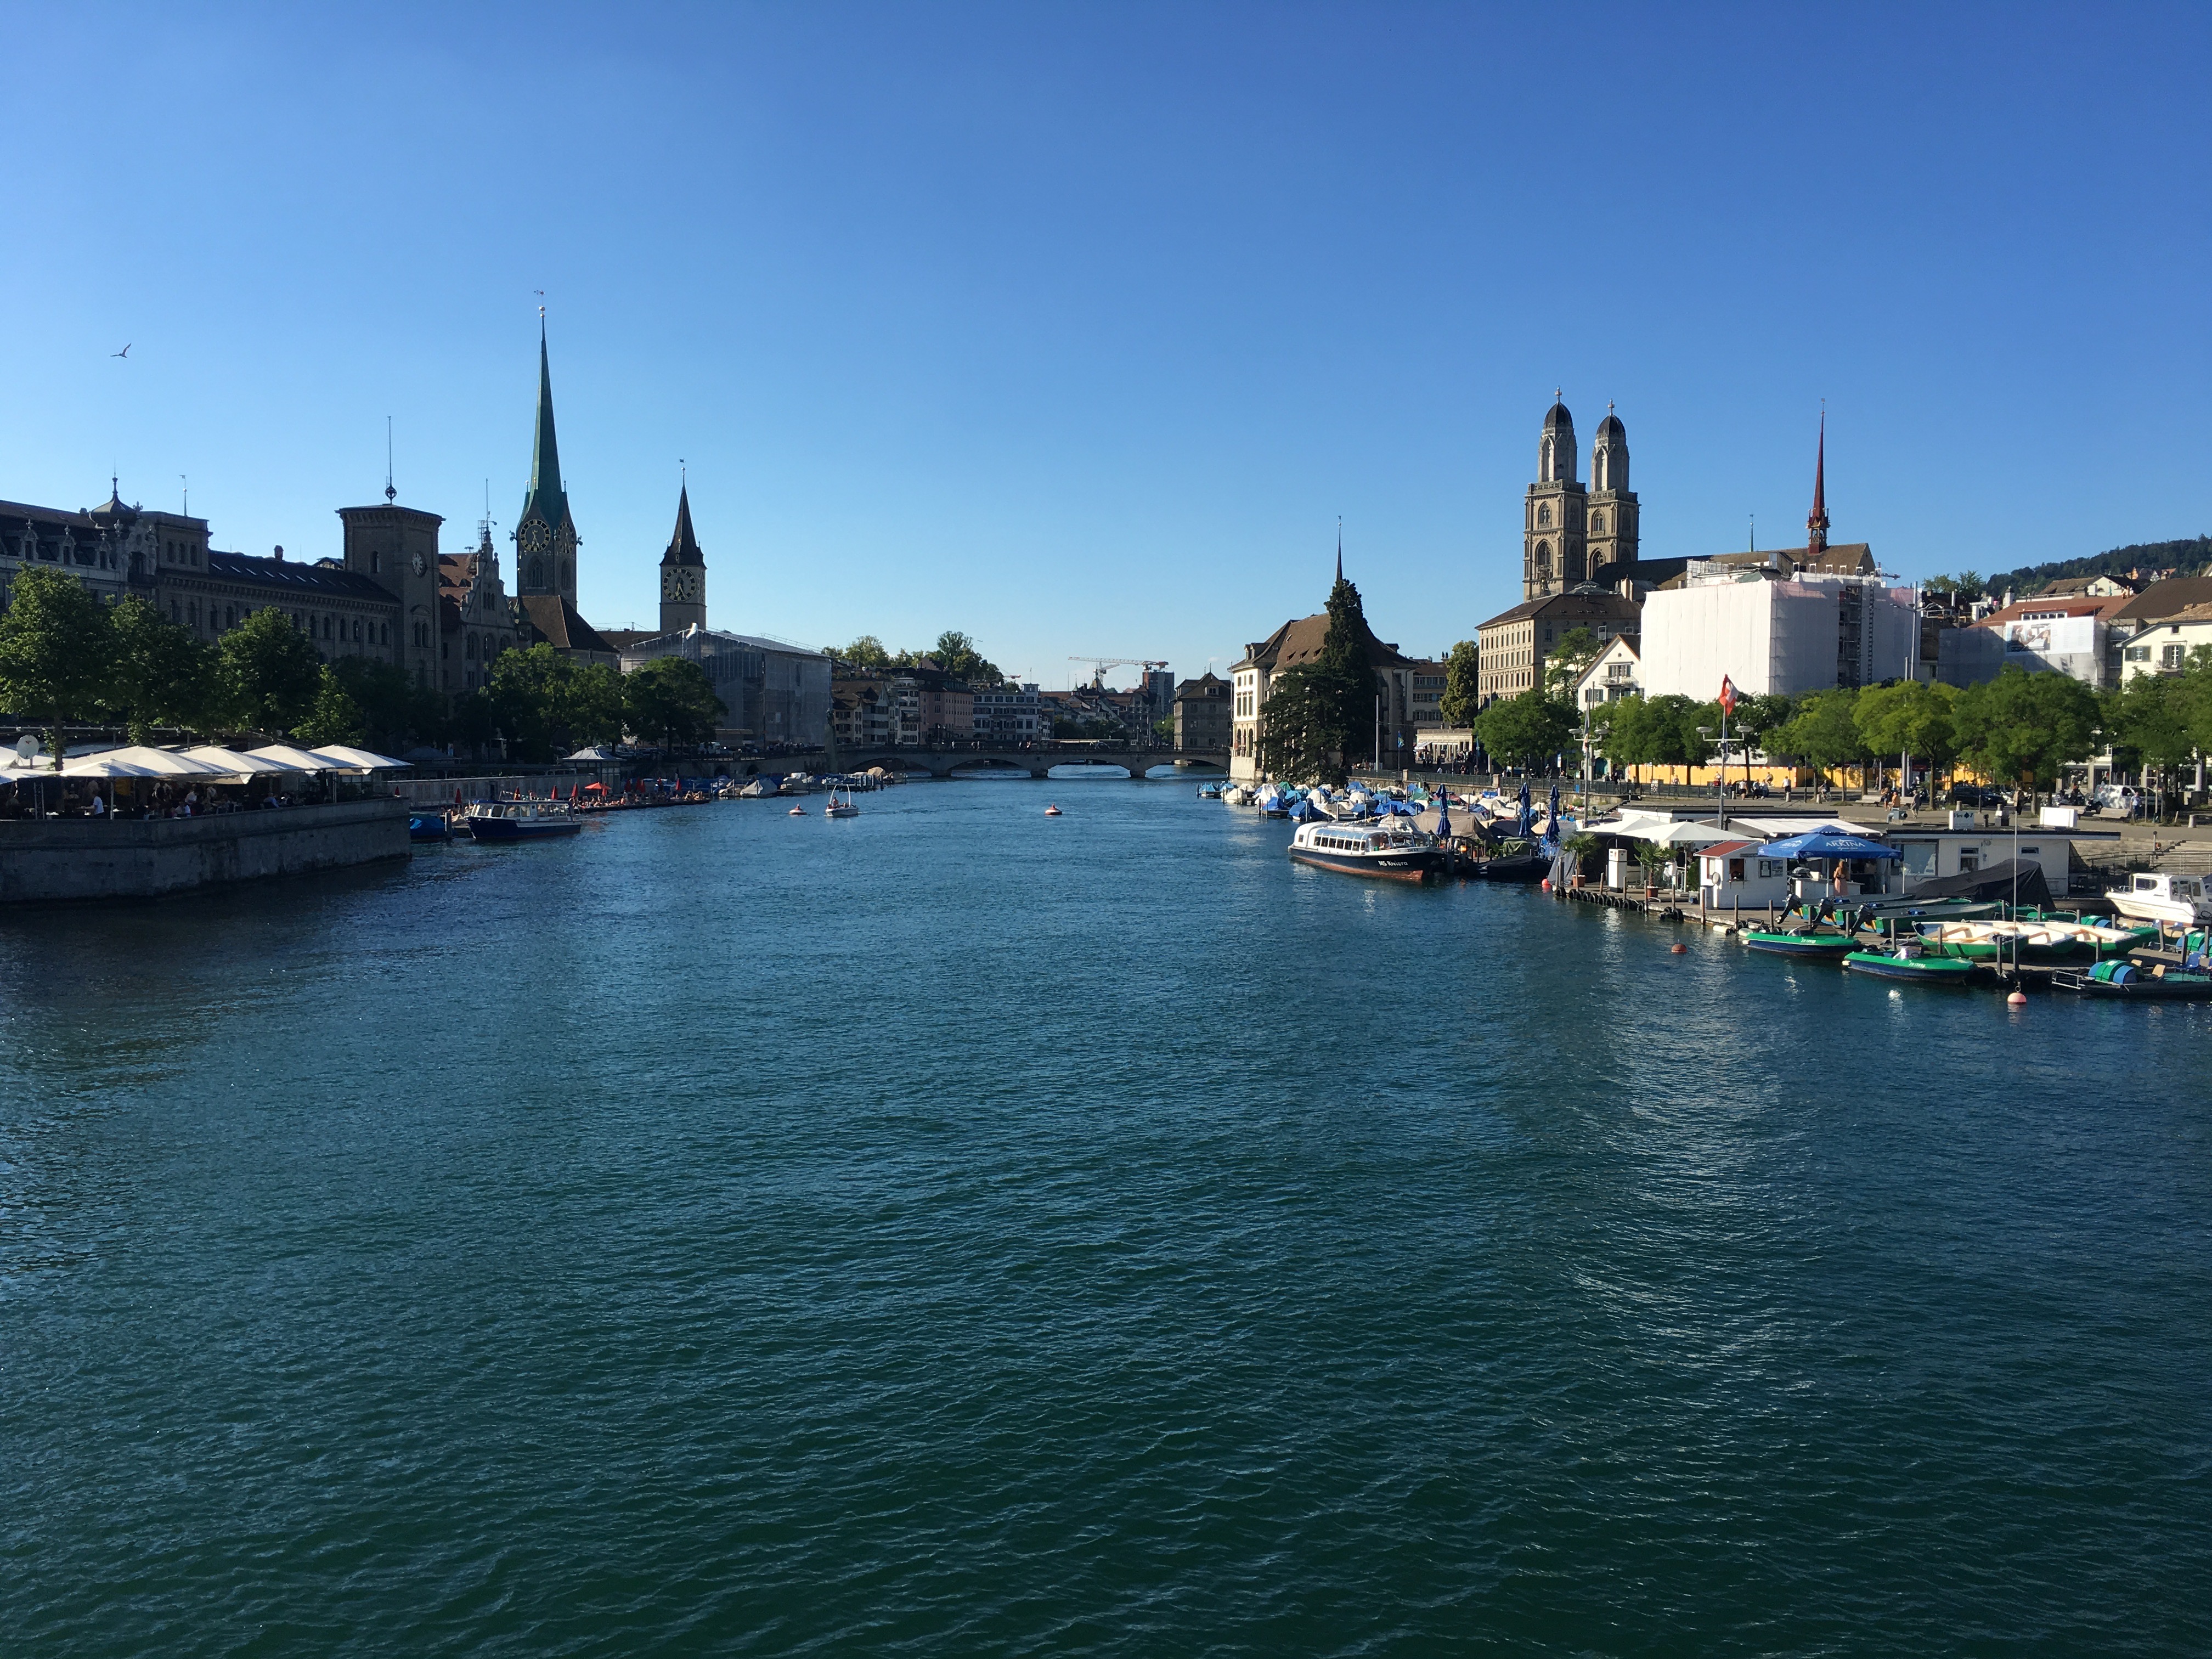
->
[1719,676,1737,716]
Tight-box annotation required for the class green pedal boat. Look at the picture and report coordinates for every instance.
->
[1741,927,1860,959]
[1843,943,1984,984]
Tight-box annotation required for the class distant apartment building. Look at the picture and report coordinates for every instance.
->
[1230,578,1427,780]
[619,627,833,747]
[1570,636,1641,712]
[972,682,1042,742]
[1639,565,1918,699]
[1172,673,1231,752]
[1407,660,1449,730]
[1475,589,1641,705]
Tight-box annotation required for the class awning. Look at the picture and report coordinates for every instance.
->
[1757,830,1903,860]
[60,746,235,780]
[308,744,411,770]
[180,744,312,775]
[246,743,356,772]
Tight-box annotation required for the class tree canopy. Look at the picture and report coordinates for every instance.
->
[624,656,726,749]
[1951,665,2099,789]
[216,607,323,738]
[100,594,211,744]
[1853,680,1960,774]
[1476,687,1576,771]
[0,567,116,757]
[484,644,624,761]
[1438,639,1480,728]
[1769,689,1870,778]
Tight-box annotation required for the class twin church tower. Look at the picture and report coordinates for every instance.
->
[512,320,710,638]
[1522,397,1640,601]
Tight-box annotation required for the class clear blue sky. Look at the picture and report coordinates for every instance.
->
[3,3,2207,687]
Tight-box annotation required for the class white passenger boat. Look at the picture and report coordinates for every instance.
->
[465,798,581,841]
[1288,819,1444,882]
[2107,871,2212,927]
[824,788,859,818]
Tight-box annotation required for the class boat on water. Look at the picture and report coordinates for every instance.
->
[1842,941,1983,984]
[465,798,582,841]
[1467,839,1549,883]
[1195,782,1223,800]
[736,777,776,798]
[1288,820,1443,882]
[2106,871,2212,927]
[1920,917,2153,964]
[408,812,452,843]
[1741,926,1860,958]
[1044,803,1063,816]
[824,788,860,818]
[2052,959,2212,1001]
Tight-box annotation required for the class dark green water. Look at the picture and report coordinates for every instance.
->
[3,783,2208,1656]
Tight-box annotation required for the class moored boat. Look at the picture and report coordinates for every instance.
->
[465,798,582,840]
[2052,960,2212,1000]
[2106,871,2212,928]
[408,812,453,842]
[1843,942,1982,984]
[1288,820,1443,882]
[825,787,859,818]
[1741,926,1859,958]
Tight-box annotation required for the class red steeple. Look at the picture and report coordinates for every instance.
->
[1807,411,1829,555]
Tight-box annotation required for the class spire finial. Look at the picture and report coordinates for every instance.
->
[1335,516,1343,584]
[1806,408,1829,555]
[384,415,396,503]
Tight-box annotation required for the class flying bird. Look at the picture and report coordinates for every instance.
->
[112,344,130,358]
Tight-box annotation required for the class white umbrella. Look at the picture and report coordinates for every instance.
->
[63,744,236,778]
[245,743,354,772]
[310,743,412,770]
[1632,820,1737,847]
[564,744,618,763]
[180,744,311,775]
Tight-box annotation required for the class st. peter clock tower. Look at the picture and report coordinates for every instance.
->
[514,320,579,606]
[658,482,708,634]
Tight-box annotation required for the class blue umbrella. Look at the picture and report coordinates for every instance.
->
[1548,783,1560,832]
[1757,831,1903,860]
[1516,780,1533,839]
[1436,798,1451,838]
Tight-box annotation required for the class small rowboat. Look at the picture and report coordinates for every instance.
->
[787,805,806,816]
[2052,962,2212,1001]
[1045,804,1063,816]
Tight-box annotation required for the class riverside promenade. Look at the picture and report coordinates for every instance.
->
[0,798,410,902]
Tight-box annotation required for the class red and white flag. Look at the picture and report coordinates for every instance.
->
[1719,675,1737,716]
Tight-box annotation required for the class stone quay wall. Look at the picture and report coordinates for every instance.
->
[0,799,410,903]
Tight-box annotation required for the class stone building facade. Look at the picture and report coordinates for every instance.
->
[1523,399,1639,600]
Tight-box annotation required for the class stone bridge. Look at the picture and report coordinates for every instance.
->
[831,746,1231,781]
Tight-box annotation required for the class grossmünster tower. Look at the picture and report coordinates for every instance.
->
[1522,397,1639,600]
[514,321,580,605]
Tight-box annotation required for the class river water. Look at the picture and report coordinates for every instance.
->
[3,781,2208,1655]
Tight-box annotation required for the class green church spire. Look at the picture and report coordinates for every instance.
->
[520,319,569,534]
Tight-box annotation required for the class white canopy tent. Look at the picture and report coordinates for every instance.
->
[60,746,239,781]
[308,744,411,770]
[245,743,358,773]
[180,744,311,775]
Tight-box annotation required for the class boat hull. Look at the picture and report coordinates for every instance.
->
[1289,846,1442,882]
[1469,855,1549,884]
[1843,951,1982,984]
[466,817,582,841]
[1742,930,1857,957]
[2053,970,2212,1001]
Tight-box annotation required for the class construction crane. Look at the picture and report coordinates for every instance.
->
[1068,656,1169,690]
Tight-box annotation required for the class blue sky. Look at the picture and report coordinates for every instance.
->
[3,3,2207,687]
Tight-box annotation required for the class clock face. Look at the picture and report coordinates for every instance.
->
[411,551,427,577]
[518,520,549,554]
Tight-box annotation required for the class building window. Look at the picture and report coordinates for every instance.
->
[1591,511,1605,534]
[1537,504,1551,527]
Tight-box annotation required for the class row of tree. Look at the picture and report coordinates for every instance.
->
[1464,652,2212,794]
[839,630,1005,685]
[0,566,726,764]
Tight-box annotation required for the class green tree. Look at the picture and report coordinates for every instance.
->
[1541,625,1602,700]
[930,630,1003,686]
[1152,715,1176,742]
[1316,573,1382,766]
[294,665,366,747]
[623,656,726,749]
[331,657,445,755]
[840,634,893,670]
[2108,672,2196,811]
[1474,687,1576,771]
[1439,639,1481,727]
[0,567,115,760]
[1853,680,1960,785]
[217,607,323,737]
[102,593,208,743]
[1771,689,1868,781]
[1255,664,1354,783]
[1952,665,2098,793]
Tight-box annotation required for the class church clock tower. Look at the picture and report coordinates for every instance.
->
[1585,404,1639,588]
[1523,397,1588,600]
[514,319,579,606]
[658,481,708,634]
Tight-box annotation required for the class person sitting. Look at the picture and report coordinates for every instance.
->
[263,791,281,809]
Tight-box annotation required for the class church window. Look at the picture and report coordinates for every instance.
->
[1537,504,1551,527]
[371,550,380,574]
[1591,512,1604,534]
[1534,540,1551,575]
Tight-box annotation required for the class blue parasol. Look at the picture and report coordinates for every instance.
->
[1757,830,1903,860]
[1548,783,1560,832]
[1516,780,1532,839]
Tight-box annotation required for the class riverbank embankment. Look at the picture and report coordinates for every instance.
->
[0,798,409,902]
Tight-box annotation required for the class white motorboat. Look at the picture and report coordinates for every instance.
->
[824,787,860,818]
[736,777,776,798]
[2107,871,2212,927]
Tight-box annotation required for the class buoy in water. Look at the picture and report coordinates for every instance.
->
[1045,804,1063,816]
[1670,943,1688,954]
[1541,878,1551,891]
[2007,990,2028,1006]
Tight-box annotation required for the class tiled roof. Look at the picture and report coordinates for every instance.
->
[2109,577,2212,624]
[1234,610,1417,673]
[1974,593,2130,628]
[516,594,613,655]
[1478,589,1643,630]
[205,550,394,601]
